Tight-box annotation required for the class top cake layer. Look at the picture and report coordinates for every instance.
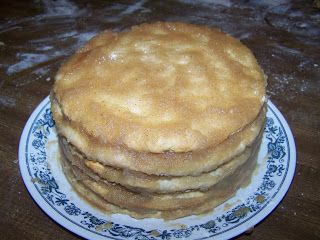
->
[53,22,266,153]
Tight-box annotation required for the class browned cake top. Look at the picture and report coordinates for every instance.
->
[53,22,266,153]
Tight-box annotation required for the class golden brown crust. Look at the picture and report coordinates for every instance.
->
[53,22,266,153]
[52,95,266,176]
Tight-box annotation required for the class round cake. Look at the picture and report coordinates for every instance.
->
[51,22,266,220]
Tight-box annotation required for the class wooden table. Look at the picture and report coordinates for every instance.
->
[1,1,319,239]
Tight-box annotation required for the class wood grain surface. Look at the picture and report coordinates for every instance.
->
[0,0,319,239]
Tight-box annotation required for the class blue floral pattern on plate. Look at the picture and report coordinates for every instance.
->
[19,97,296,240]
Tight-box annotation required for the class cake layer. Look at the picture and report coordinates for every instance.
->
[52,22,266,153]
[52,95,265,176]
[59,127,263,193]
[61,157,236,220]
[60,139,259,219]
[61,137,260,212]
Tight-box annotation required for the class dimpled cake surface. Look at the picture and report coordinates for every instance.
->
[53,22,266,154]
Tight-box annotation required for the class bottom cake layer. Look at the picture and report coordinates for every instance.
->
[59,140,261,219]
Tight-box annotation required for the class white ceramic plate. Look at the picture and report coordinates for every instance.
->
[19,96,296,240]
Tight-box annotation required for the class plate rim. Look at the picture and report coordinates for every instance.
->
[217,100,296,240]
[19,97,100,240]
[19,96,296,240]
